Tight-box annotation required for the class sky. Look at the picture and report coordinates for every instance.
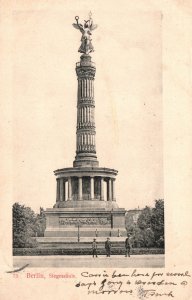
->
[12,7,163,213]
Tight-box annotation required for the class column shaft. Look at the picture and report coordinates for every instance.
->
[77,80,79,98]
[83,107,85,123]
[60,178,64,201]
[78,177,82,200]
[85,79,87,97]
[90,177,94,200]
[88,107,90,122]
[65,181,67,201]
[112,179,116,201]
[80,107,82,123]
[92,79,94,97]
[91,79,93,98]
[85,106,87,123]
[108,178,112,201]
[56,179,60,202]
[74,55,98,167]
[68,177,72,200]
[83,79,85,97]
[90,107,92,122]
[88,79,90,97]
[81,79,83,97]
[100,177,104,200]
[81,107,83,123]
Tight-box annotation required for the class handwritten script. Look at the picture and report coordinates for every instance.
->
[75,269,191,297]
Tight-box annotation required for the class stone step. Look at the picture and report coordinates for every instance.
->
[38,243,126,249]
[37,237,127,244]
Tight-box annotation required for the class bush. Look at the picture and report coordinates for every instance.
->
[13,247,165,256]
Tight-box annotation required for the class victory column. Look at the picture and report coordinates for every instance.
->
[38,14,127,250]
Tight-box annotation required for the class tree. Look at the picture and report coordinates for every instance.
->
[137,206,153,230]
[125,213,136,233]
[151,199,164,247]
[131,227,145,248]
[35,207,46,237]
[13,203,37,248]
[143,228,155,248]
[125,200,164,248]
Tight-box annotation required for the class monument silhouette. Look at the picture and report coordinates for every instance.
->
[38,14,127,250]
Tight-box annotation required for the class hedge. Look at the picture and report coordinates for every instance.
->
[13,247,164,256]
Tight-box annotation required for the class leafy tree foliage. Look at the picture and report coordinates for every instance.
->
[151,199,164,246]
[126,199,164,248]
[13,203,46,248]
[35,207,46,237]
[137,206,153,230]
[125,213,136,233]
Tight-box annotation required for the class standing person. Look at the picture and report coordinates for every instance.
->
[105,237,111,257]
[92,238,98,258]
[125,234,131,257]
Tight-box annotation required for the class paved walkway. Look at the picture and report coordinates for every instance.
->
[13,255,164,268]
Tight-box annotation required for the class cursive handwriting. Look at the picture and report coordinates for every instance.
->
[138,286,174,298]
[76,269,191,296]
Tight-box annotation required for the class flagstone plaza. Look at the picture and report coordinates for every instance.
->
[13,255,164,268]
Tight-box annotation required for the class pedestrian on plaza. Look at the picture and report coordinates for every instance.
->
[125,234,131,257]
[105,237,111,257]
[92,238,98,258]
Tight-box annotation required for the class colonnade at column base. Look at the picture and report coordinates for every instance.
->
[54,166,118,203]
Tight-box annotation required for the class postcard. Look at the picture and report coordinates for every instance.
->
[0,0,192,299]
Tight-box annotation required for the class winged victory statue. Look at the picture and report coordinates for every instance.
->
[72,12,98,54]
